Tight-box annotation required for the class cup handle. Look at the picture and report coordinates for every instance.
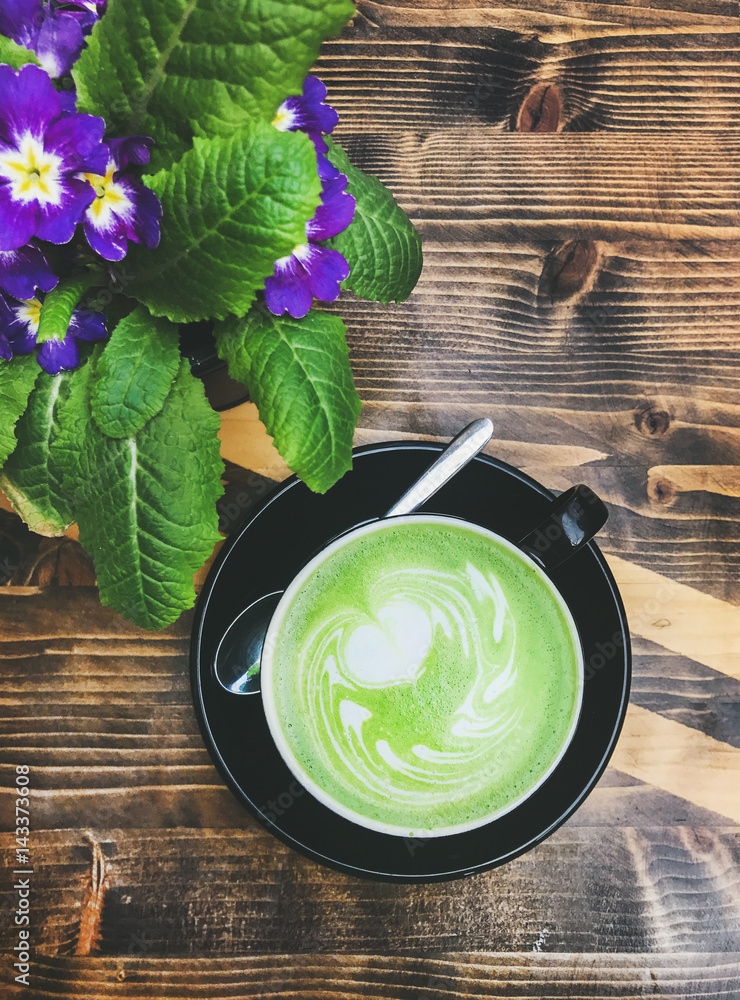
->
[518,484,608,571]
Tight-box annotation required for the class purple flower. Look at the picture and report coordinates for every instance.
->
[79,137,161,261]
[0,0,105,77]
[266,76,354,318]
[106,134,154,170]
[264,244,349,320]
[57,87,79,116]
[273,75,341,184]
[264,173,354,318]
[0,328,11,359]
[1,0,83,78]
[306,172,355,242]
[272,76,339,187]
[273,76,339,138]
[0,64,107,251]
[0,242,57,299]
[1,289,106,372]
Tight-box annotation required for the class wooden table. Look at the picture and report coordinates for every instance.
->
[2,2,740,996]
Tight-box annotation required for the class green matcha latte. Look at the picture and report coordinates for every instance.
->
[261,516,583,837]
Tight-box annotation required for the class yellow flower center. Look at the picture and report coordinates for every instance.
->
[0,134,61,204]
[272,105,293,131]
[19,298,42,332]
[82,165,124,218]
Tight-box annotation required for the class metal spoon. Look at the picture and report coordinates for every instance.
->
[214,418,493,695]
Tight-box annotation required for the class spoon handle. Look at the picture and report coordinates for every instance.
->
[384,418,494,518]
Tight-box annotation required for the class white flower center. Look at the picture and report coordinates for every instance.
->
[81,163,132,228]
[272,103,296,131]
[16,298,41,335]
[0,133,63,206]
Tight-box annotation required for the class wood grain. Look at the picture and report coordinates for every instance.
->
[630,640,740,749]
[612,704,740,821]
[332,130,740,240]
[647,465,740,499]
[3,952,739,998]
[353,0,739,36]
[1,823,738,956]
[327,239,740,403]
[319,28,740,130]
[606,554,740,678]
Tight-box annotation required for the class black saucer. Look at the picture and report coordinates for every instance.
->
[190,442,631,882]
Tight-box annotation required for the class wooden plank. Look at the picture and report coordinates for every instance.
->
[1,826,738,957]
[333,130,740,240]
[322,238,740,407]
[606,554,740,677]
[3,953,740,999]
[353,0,739,36]
[628,639,740,748]
[611,704,740,821]
[0,761,731,833]
[319,30,740,131]
[646,465,740,499]
[0,589,189,644]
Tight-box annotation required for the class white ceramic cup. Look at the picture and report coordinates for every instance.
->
[259,514,585,839]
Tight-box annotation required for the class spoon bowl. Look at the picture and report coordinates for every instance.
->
[214,592,282,694]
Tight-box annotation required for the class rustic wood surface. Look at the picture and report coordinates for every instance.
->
[2,1,740,997]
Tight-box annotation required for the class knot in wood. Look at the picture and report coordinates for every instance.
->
[516,83,563,133]
[635,406,671,437]
[538,239,600,305]
[648,477,677,507]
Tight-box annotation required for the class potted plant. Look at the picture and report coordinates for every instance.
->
[0,0,422,628]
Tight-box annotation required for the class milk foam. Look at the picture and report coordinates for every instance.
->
[264,517,583,836]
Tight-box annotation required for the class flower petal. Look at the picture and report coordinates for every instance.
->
[306,172,355,241]
[107,135,153,171]
[302,75,339,134]
[35,12,85,78]
[58,88,78,116]
[128,179,162,248]
[35,177,95,244]
[0,64,61,145]
[37,333,79,374]
[0,0,43,54]
[0,243,57,299]
[68,308,106,341]
[45,113,107,172]
[0,330,12,360]
[263,253,314,319]
[296,244,349,302]
[82,215,126,260]
[0,185,37,250]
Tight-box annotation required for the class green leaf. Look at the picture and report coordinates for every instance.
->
[126,126,320,323]
[215,306,361,494]
[0,368,79,535]
[52,347,100,507]
[91,306,181,437]
[73,0,354,171]
[0,355,39,468]
[0,36,40,70]
[327,140,423,304]
[37,270,103,343]
[71,358,224,629]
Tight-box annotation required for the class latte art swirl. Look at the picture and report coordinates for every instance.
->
[304,564,523,805]
[263,517,583,837]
